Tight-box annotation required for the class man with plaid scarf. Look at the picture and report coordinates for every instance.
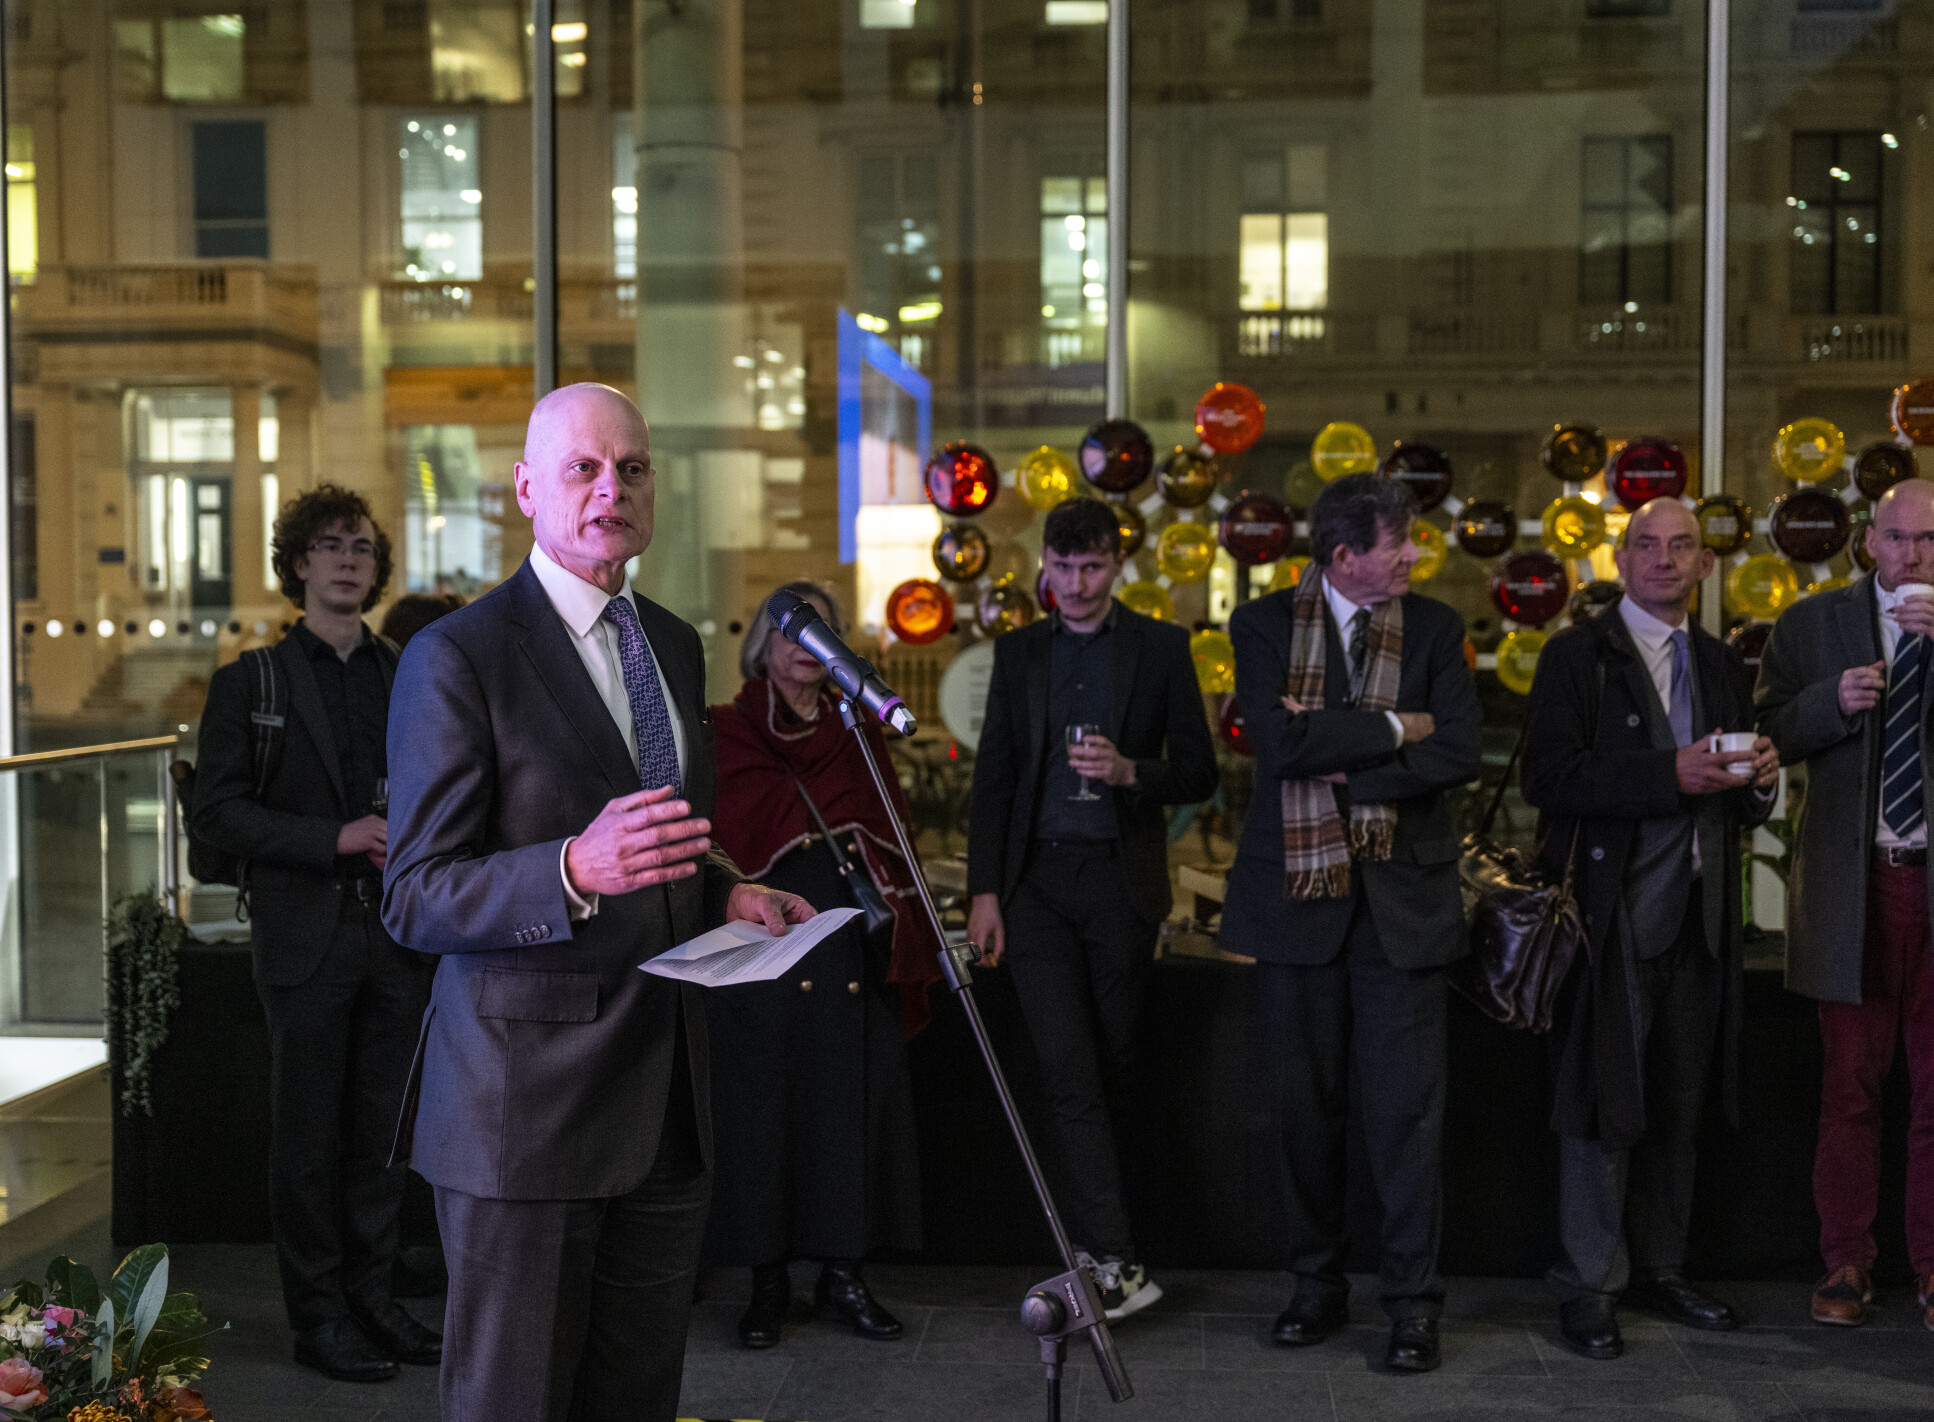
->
[1223,472,1482,1373]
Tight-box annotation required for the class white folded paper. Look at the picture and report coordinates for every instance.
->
[640,907,860,986]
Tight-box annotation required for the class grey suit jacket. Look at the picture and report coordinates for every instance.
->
[382,559,742,1199]
[1755,574,1928,1005]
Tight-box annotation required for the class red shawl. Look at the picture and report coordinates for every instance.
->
[711,678,943,1036]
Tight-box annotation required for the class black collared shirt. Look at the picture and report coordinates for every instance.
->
[290,620,389,875]
[1034,603,1120,842]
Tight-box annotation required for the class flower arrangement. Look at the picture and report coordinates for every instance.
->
[104,895,189,1118]
[0,1246,223,1420]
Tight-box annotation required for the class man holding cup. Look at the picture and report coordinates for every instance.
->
[1757,476,1934,1333]
[1521,498,1778,1358]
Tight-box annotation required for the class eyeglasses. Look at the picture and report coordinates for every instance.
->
[308,536,378,562]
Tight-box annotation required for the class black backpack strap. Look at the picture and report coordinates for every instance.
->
[243,646,289,800]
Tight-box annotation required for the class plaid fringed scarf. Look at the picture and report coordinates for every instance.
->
[1281,571,1404,898]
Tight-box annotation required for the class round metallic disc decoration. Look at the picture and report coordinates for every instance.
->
[885,579,955,645]
[924,441,998,516]
[1454,500,1515,559]
[1608,436,1689,510]
[1410,521,1448,582]
[975,577,1038,636]
[1035,567,1059,614]
[1269,556,1311,592]
[1118,580,1176,622]
[1079,418,1156,493]
[1159,447,1220,508]
[1488,550,1570,628]
[1804,576,1852,598]
[1569,579,1623,623]
[1773,418,1846,482]
[931,523,990,582]
[1767,486,1851,563]
[1190,629,1237,695]
[1195,382,1266,455]
[1017,445,1077,511]
[1495,628,1549,696]
[1850,509,1876,571]
[1311,422,1378,481]
[983,538,1032,587]
[1540,495,1607,558]
[1113,499,1148,557]
[1853,441,1918,500]
[1157,519,1219,583]
[1218,490,1293,566]
[1378,441,1454,512]
[1725,554,1800,621]
[1216,694,1252,757]
[1542,425,1609,485]
[1725,622,1774,686]
[1693,494,1753,556]
[1891,378,1934,445]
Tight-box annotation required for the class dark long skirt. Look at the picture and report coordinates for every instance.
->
[703,839,923,1264]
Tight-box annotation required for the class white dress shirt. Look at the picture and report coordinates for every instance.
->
[1320,578,1406,749]
[528,542,690,916]
[1616,595,1687,730]
[1874,580,1927,850]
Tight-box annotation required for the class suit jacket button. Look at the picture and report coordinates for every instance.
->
[800,980,813,992]
[848,981,861,994]
[1627,714,1641,728]
[1590,847,1605,861]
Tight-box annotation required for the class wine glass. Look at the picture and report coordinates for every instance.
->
[1067,723,1103,802]
[372,777,389,816]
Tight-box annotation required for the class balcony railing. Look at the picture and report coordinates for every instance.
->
[1795,317,1909,365]
[17,264,318,336]
[378,279,637,328]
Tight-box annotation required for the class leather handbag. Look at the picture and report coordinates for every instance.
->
[1452,729,1587,1034]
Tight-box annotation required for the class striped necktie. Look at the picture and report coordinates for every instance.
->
[1347,609,1370,703]
[602,595,684,795]
[1883,630,1925,841]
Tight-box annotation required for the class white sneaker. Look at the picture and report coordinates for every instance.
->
[1091,1254,1163,1321]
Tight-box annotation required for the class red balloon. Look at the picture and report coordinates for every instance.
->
[885,579,955,645]
[1217,490,1292,566]
[1079,419,1156,494]
[1608,437,1688,510]
[1035,567,1059,613]
[1216,694,1252,757]
[1488,550,1570,628]
[1195,383,1266,455]
[924,441,998,516]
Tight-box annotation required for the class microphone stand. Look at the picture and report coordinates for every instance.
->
[836,695,1133,1420]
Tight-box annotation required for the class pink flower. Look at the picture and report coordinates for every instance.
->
[0,1358,47,1412]
[42,1305,80,1352]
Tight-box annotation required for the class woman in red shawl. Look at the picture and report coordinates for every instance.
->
[705,581,943,1350]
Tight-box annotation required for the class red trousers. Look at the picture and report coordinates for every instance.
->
[1815,861,1934,1276]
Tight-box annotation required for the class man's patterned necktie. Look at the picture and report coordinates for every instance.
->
[1883,629,1925,841]
[601,595,683,795]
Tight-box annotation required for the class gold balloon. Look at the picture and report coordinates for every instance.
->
[1410,521,1448,582]
[1114,500,1148,557]
[1311,422,1377,481]
[975,577,1038,636]
[1726,554,1800,620]
[1017,446,1076,511]
[1160,447,1219,508]
[1773,418,1847,483]
[1118,580,1177,622]
[1156,520,1218,583]
[1269,556,1310,592]
[1803,575,1852,598]
[1189,629,1236,695]
[1541,495,1607,557]
[1495,628,1548,696]
[983,539,1031,586]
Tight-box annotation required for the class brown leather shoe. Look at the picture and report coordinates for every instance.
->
[1810,1264,1872,1326]
[1919,1273,1934,1333]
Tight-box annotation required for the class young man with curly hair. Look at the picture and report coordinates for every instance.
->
[192,484,441,1383]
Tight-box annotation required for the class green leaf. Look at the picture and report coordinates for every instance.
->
[153,1291,205,1333]
[46,1258,101,1315]
[123,1252,169,1373]
[91,1295,116,1389]
[107,1245,166,1323]
[4,1281,42,1311]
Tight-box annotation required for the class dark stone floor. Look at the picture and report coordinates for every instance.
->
[20,1227,1929,1422]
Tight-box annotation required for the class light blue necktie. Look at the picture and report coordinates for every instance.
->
[602,596,683,794]
[1668,628,1693,747]
[1883,631,1925,840]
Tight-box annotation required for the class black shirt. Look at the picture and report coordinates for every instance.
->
[1034,604,1120,842]
[290,620,390,876]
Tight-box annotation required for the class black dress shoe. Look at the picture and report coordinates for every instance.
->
[1559,1296,1623,1360]
[1271,1293,1347,1347]
[1385,1317,1440,1373]
[293,1317,399,1382]
[816,1260,904,1340]
[353,1302,442,1365]
[739,1264,791,1349]
[1626,1274,1739,1331]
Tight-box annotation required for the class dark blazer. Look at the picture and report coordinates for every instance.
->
[1220,588,1482,968]
[1755,575,1923,1005]
[1522,600,1770,1146]
[966,604,1218,926]
[192,626,399,989]
[381,559,742,1201]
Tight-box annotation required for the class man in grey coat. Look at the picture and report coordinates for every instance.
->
[382,384,811,1422]
[1756,476,1934,1333]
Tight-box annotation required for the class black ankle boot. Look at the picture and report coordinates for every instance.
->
[739,1263,791,1349]
[815,1260,904,1340]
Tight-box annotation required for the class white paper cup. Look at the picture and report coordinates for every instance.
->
[1898,582,1934,599]
[1710,730,1757,778]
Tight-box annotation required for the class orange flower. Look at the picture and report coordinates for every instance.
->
[147,1389,210,1422]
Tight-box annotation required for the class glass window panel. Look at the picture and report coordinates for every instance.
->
[1283,213,1327,311]
[6,125,33,283]
[192,121,269,260]
[613,120,637,281]
[1045,1,1109,22]
[861,0,918,28]
[1286,143,1325,209]
[400,115,482,281]
[429,0,524,102]
[161,15,245,102]
[1242,155,1284,210]
[1238,213,1284,311]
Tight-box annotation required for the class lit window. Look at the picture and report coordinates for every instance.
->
[162,14,245,102]
[861,0,919,28]
[6,126,34,283]
[1041,173,1108,359]
[613,123,637,280]
[1238,146,1327,312]
[1045,1,1110,22]
[400,116,482,281]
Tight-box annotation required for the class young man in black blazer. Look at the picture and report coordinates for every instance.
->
[1222,472,1482,1373]
[192,486,441,1382]
[967,497,1218,1319]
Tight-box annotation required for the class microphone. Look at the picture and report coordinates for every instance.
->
[768,591,919,737]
